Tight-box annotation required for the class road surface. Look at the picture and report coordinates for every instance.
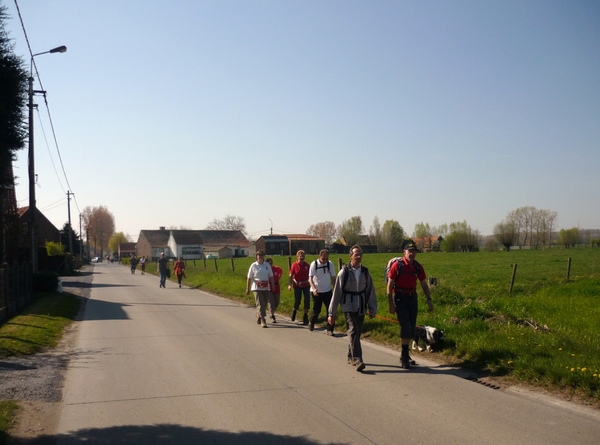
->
[56,262,600,444]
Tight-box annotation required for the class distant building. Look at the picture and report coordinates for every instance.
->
[255,234,325,256]
[118,242,137,258]
[136,227,250,260]
[332,235,378,254]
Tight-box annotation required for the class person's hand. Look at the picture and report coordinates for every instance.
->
[245,289,250,296]
[427,299,434,312]
[312,288,318,296]
[368,313,375,319]
[389,303,396,315]
[287,285,292,291]
[327,316,333,325]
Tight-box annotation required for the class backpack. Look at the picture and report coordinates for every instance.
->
[312,259,331,276]
[385,257,421,288]
[340,264,370,311]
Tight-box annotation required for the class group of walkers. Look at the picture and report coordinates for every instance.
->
[246,242,433,372]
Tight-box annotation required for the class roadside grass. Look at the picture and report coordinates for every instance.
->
[0,400,19,445]
[149,248,600,401]
[0,292,81,358]
[0,292,81,440]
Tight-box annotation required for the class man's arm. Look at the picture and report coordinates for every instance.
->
[386,264,396,314]
[420,279,433,312]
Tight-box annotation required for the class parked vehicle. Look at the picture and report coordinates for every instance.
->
[92,257,102,263]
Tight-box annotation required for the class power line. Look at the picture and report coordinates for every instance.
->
[13,0,80,216]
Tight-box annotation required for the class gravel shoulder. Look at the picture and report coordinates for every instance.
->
[1,267,93,444]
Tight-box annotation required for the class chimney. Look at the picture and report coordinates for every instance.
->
[159,226,165,231]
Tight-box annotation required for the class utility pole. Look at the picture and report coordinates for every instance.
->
[79,213,83,264]
[66,191,73,254]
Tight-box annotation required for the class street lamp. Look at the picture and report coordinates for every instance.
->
[28,45,67,273]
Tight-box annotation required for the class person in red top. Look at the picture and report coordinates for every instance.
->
[173,256,186,288]
[386,241,433,369]
[288,250,311,325]
[266,258,283,323]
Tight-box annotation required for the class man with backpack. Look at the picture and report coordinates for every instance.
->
[308,249,336,334]
[386,241,433,369]
[328,245,378,372]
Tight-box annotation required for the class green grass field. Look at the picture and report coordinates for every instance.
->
[146,248,600,401]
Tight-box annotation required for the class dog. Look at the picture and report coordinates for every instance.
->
[412,325,445,352]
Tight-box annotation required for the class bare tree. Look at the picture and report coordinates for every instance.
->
[82,206,115,257]
[206,215,246,234]
[306,221,338,245]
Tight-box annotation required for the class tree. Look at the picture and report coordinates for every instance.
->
[82,206,115,257]
[109,231,128,255]
[0,5,27,189]
[306,221,338,245]
[337,216,363,246]
[368,216,384,252]
[558,228,580,248]
[381,219,405,252]
[206,215,246,234]
[441,221,479,252]
[503,206,558,248]
[494,220,517,251]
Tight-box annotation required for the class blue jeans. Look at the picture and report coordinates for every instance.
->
[159,270,167,287]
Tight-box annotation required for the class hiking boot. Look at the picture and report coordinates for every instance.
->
[271,315,276,323]
[309,316,315,331]
[355,360,366,372]
[347,358,354,365]
[400,353,411,369]
[326,330,333,336]
[399,355,416,366]
[261,318,268,328]
[256,314,261,325]
[302,314,309,326]
[291,309,297,322]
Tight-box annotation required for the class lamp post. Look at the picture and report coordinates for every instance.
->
[28,45,66,273]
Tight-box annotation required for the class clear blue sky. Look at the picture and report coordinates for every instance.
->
[6,0,600,241]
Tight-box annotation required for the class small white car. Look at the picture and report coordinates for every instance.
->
[91,257,102,263]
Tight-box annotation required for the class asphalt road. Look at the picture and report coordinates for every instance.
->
[56,262,600,444]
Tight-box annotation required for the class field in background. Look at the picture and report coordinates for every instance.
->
[143,248,600,402]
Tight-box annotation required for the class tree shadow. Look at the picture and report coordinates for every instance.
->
[7,424,350,445]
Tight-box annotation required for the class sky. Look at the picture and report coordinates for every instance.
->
[4,0,600,241]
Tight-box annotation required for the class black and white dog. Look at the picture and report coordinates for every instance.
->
[412,325,445,352]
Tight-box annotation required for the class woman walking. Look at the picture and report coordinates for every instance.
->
[174,256,186,288]
[246,251,274,328]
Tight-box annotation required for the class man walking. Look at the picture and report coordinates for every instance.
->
[328,245,377,372]
[288,250,311,325]
[386,241,433,369]
[246,251,275,328]
[308,249,336,334]
[157,252,169,288]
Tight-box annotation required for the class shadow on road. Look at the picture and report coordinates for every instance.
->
[7,424,350,445]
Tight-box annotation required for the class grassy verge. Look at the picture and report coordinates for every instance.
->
[0,401,19,444]
[145,248,600,402]
[0,292,81,441]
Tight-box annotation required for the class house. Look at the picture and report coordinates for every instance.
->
[136,227,250,260]
[255,234,325,256]
[197,230,250,258]
[118,242,137,258]
[413,236,443,252]
[168,231,203,260]
[331,235,378,254]
[17,206,61,248]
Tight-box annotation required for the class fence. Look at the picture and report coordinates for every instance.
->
[0,262,33,323]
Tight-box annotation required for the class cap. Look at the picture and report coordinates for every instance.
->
[404,241,418,251]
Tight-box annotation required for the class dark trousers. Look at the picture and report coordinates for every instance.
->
[344,312,365,360]
[394,292,418,339]
[312,290,334,332]
[159,270,167,287]
[177,273,183,285]
[293,286,311,310]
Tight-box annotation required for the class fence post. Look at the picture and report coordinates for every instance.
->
[338,258,343,271]
[566,257,571,281]
[204,258,207,269]
[288,256,292,270]
[214,258,218,272]
[509,263,518,293]
[231,257,235,272]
